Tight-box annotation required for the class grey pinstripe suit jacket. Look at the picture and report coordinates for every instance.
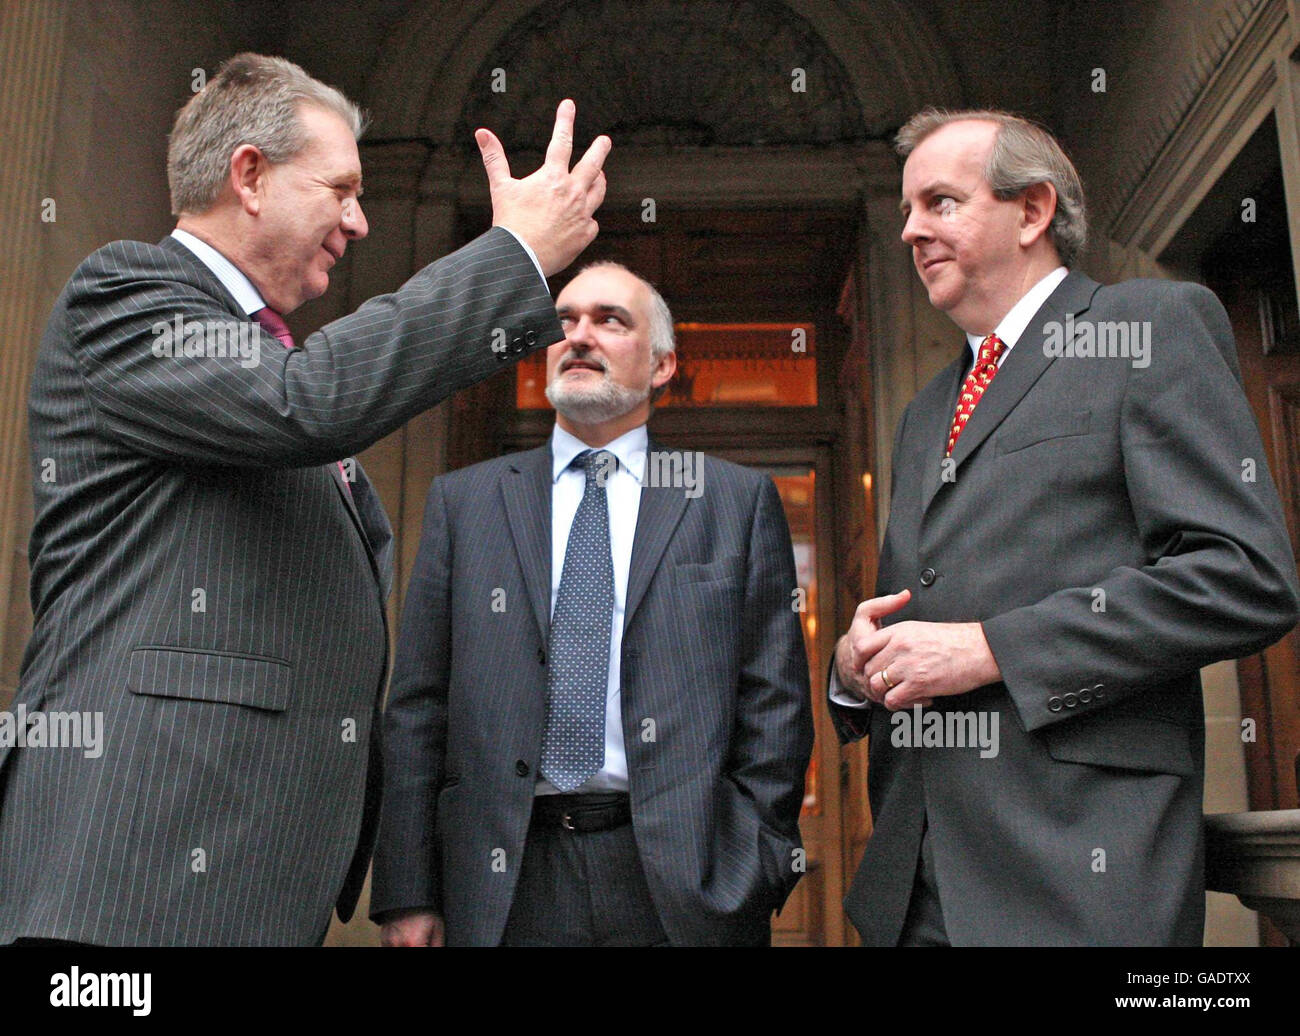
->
[371,442,815,945]
[0,228,562,945]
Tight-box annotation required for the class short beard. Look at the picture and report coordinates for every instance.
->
[546,370,649,425]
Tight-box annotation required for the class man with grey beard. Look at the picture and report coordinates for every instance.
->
[373,262,813,946]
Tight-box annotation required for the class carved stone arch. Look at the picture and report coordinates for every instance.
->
[364,0,962,144]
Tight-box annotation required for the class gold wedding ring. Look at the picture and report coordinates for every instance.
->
[880,667,896,691]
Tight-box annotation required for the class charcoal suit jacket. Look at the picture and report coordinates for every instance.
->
[371,440,814,945]
[830,272,1299,946]
[0,228,561,945]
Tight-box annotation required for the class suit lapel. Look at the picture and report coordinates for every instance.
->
[331,462,366,536]
[502,446,554,646]
[625,440,691,632]
[922,271,1100,516]
[158,235,246,317]
[159,235,388,593]
[345,461,393,600]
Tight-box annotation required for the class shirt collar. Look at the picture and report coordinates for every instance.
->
[170,228,267,316]
[551,423,649,485]
[966,266,1069,360]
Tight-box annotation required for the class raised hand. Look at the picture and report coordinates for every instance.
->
[475,99,611,277]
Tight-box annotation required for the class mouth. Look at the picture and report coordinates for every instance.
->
[560,358,605,375]
[920,256,950,273]
[321,245,342,266]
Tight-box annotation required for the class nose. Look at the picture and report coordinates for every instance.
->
[900,206,929,247]
[565,314,595,348]
[342,197,368,240]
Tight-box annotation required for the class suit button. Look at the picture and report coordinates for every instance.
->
[515,760,530,777]
[1078,688,1093,704]
[1092,683,1106,701]
[510,335,524,353]
[537,647,546,665]
[1047,695,1063,712]
[1063,692,1078,708]
[920,568,936,586]
[524,329,538,346]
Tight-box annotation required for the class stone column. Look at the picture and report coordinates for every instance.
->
[347,140,434,617]
[396,147,465,605]
[0,2,68,705]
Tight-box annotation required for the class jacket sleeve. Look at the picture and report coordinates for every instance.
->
[731,476,815,905]
[72,228,561,468]
[369,477,454,919]
[983,281,1300,732]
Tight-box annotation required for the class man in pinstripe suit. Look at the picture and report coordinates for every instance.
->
[0,54,609,945]
[373,262,814,946]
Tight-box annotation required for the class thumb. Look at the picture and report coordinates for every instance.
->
[861,588,912,621]
[475,128,511,186]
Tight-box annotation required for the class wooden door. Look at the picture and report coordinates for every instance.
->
[1205,255,1300,816]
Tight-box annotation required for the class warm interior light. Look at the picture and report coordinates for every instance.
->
[515,321,818,408]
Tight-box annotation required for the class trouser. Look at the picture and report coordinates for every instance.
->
[501,793,669,947]
[898,818,950,947]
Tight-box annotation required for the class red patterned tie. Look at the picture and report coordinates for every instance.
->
[253,307,352,497]
[946,333,1005,457]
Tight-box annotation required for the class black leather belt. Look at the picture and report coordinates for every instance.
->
[531,792,631,833]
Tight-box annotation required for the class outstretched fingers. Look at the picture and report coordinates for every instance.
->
[475,128,511,186]
[543,99,577,171]
[571,133,612,189]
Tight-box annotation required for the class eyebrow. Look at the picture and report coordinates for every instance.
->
[555,303,636,324]
[333,171,363,195]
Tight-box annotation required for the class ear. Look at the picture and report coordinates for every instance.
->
[1018,181,1057,249]
[651,348,677,389]
[229,144,269,216]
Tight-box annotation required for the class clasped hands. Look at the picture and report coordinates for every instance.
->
[476,99,611,277]
[833,589,1002,710]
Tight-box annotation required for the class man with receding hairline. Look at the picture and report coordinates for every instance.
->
[829,108,1298,946]
[373,261,813,946]
[0,52,610,946]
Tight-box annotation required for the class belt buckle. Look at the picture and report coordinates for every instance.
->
[561,811,576,831]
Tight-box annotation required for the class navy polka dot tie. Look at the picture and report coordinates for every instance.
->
[540,450,615,791]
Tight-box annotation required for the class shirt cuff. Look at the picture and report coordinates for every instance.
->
[829,665,872,709]
[499,227,547,284]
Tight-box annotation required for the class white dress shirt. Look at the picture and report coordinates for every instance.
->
[535,423,648,795]
[830,265,1069,709]
[170,228,266,315]
[964,266,1068,367]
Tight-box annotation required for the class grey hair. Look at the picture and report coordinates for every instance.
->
[167,53,368,217]
[896,107,1087,267]
[572,260,677,401]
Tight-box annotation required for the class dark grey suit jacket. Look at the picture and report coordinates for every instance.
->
[0,228,561,945]
[371,441,814,945]
[831,272,1299,946]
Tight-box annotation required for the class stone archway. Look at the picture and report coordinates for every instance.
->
[365,0,961,145]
